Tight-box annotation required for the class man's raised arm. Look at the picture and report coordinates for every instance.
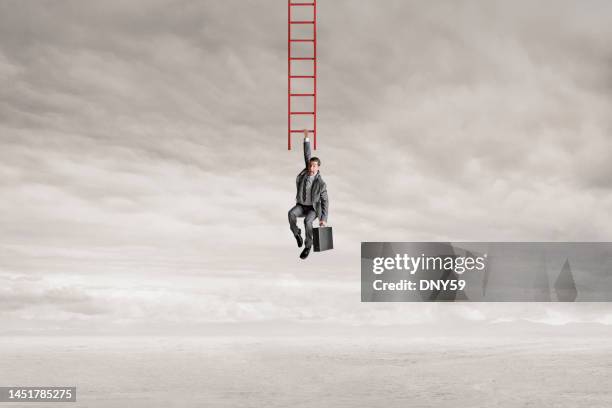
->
[303,129,311,168]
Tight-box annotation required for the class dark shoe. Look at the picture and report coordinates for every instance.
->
[294,233,303,248]
[300,247,311,259]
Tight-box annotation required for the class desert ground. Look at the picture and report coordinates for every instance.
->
[1,335,610,407]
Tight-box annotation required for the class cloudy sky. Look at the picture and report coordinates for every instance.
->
[1,0,612,335]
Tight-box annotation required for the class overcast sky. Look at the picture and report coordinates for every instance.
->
[1,0,612,335]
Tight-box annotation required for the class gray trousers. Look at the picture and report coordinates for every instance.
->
[288,204,317,248]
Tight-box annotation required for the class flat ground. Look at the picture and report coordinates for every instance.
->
[1,336,610,407]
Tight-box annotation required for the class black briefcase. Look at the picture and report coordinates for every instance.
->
[313,226,333,252]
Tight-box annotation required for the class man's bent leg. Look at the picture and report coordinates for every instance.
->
[288,204,305,237]
[304,209,317,249]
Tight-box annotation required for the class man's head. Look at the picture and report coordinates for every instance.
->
[308,157,320,176]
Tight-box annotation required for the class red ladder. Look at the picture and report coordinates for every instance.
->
[288,0,317,150]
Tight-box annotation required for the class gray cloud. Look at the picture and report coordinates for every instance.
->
[1,0,612,333]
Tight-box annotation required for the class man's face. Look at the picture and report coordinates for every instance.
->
[308,161,319,176]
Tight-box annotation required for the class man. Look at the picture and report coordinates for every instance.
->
[288,129,329,259]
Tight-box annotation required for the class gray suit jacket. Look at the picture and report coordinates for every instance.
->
[295,139,329,222]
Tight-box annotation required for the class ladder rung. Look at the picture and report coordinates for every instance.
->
[290,130,315,133]
[289,39,315,42]
[290,93,315,96]
[290,21,315,24]
[289,75,315,78]
[290,112,315,115]
[290,57,315,60]
[290,3,315,6]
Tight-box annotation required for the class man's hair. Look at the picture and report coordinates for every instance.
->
[309,157,321,166]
